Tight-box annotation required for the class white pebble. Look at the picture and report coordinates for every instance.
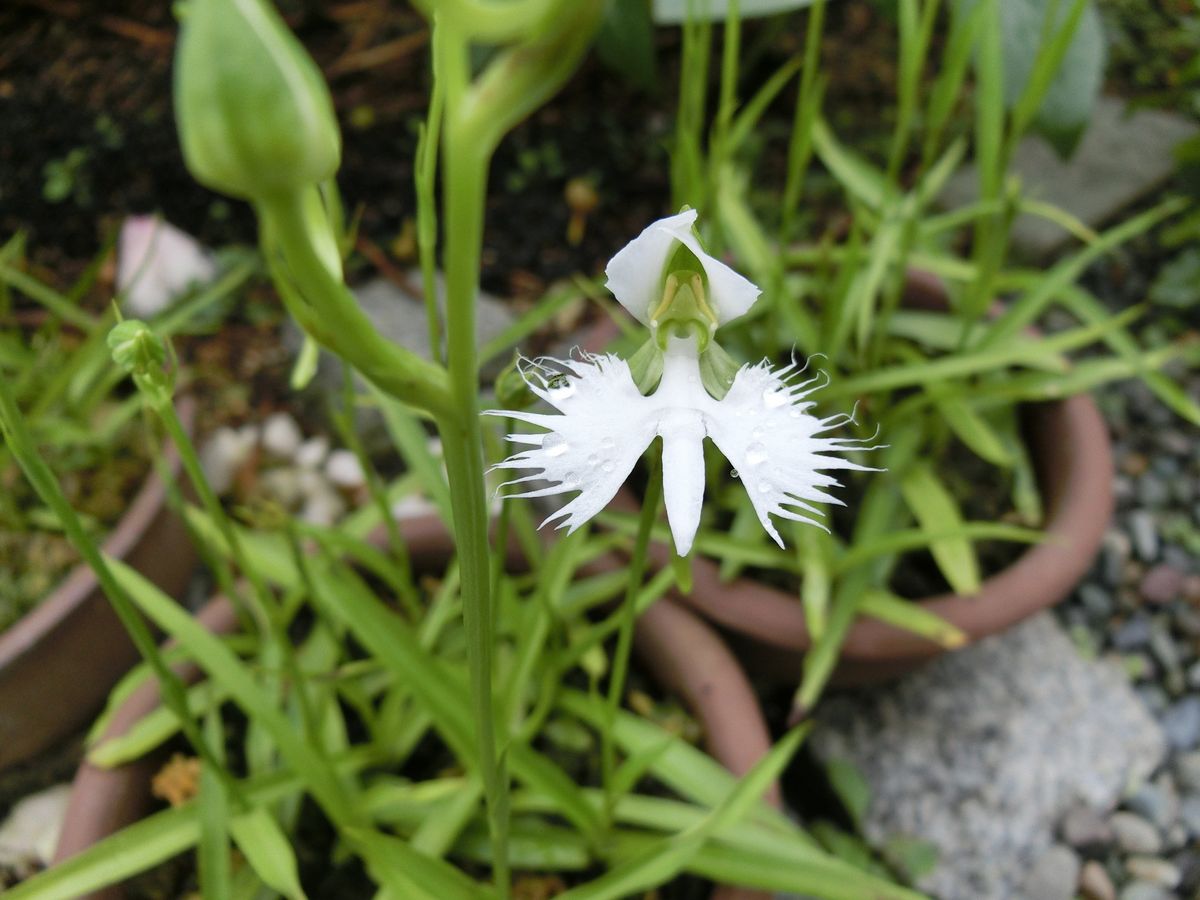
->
[295,435,330,469]
[0,783,71,867]
[258,467,304,509]
[391,494,436,521]
[199,427,255,495]
[261,412,303,458]
[325,449,366,489]
[300,486,346,527]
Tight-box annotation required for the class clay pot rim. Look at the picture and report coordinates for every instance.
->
[0,396,200,771]
[0,396,195,663]
[54,514,773,900]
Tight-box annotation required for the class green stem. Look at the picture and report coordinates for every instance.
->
[439,115,511,895]
[257,188,456,422]
[602,455,662,814]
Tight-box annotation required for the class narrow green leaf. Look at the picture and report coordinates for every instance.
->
[858,588,968,648]
[898,462,981,594]
[230,807,309,900]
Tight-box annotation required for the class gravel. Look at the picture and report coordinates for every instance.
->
[1051,361,1200,900]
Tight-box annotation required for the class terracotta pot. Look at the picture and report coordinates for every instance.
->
[54,514,773,900]
[0,397,199,772]
[580,270,1114,685]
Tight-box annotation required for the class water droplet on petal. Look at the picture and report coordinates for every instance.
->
[542,433,569,457]
[601,461,615,474]
[751,428,764,439]
[600,437,615,451]
[730,469,740,479]
[587,453,600,466]
[757,480,773,495]
[563,471,579,485]
[745,442,768,466]
[547,375,576,402]
[762,384,788,408]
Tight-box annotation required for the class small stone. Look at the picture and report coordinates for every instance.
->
[1150,455,1181,479]
[1129,511,1160,563]
[1103,530,1132,585]
[0,784,71,867]
[1022,844,1080,900]
[1112,615,1154,651]
[1118,883,1171,900]
[1122,452,1150,476]
[1183,574,1200,603]
[1109,812,1162,855]
[1174,752,1200,792]
[1161,696,1200,750]
[1079,583,1114,619]
[1078,860,1116,900]
[1137,475,1171,509]
[1180,795,1200,836]
[1060,806,1113,853]
[1124,857,1181,889]
[258,467,304,509]
[1140,565,1185,604]
[1125,779,1178,832]
[1135,684,1168,714]
[1147,622,1181,677]
[325,449,366,489]
[295,435,330,470]
[199,426,255,495]
[1173,605,1200,638]
[299,485,346,527]
[261,412,303,458]
[1156,429,1191,458]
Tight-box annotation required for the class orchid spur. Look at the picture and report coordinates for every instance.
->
[486,210,877,556]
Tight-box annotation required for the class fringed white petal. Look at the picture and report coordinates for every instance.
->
[604,209,761,326]
[704,358,879,548]
[484,353,658,533]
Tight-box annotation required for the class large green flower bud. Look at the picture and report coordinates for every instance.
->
[174,0,340,201]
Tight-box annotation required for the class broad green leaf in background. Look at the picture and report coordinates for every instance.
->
[652,0,823,24]
[958,0,1106,157]
[596,0,656,92]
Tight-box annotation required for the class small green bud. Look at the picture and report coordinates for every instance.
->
[108,319,167,378]
[174,0,341,200]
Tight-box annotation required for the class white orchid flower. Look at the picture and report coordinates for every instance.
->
[486,210,876,556]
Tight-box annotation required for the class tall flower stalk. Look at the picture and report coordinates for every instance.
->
[174,0,604,889]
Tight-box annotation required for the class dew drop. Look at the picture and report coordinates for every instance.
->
[751,427,765,440]
[762,384,788,408]
[542,433,569,457]
[601,461,615,474]
[563,471,579,485]
[600,437,616,452]
[587,453,600,466]
[745,442,768,466]
[549,382,576,402]
[730,469,740,480]
[757,480,773,495]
